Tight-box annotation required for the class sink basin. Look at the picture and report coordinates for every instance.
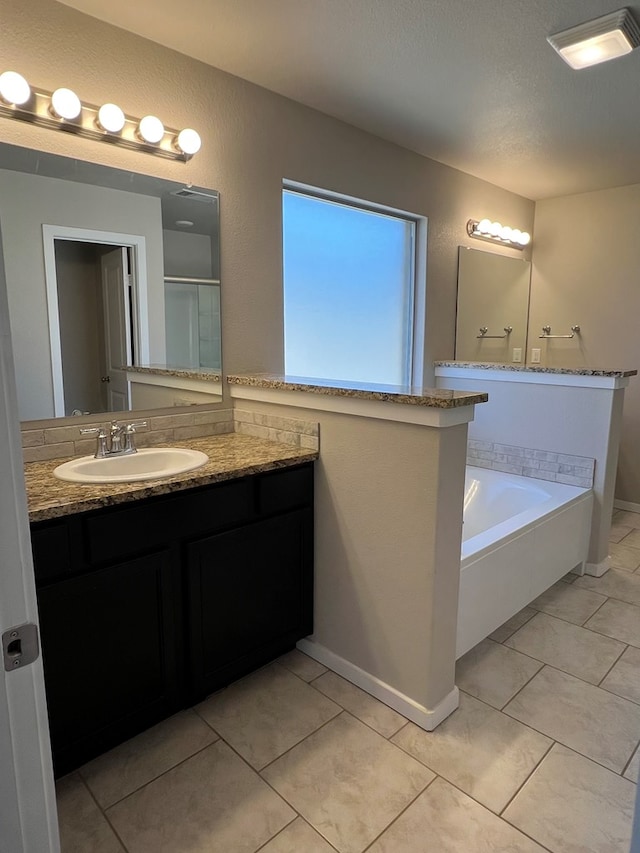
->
[53,447,209,484]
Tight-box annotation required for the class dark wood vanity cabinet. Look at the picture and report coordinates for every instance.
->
[30,463,314,776]
[187,508,312,700]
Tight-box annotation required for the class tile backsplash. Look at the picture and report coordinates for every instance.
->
[233,409,319,451]
[21,406,320,463]
[467,440,595,488]
[21,408,235,463]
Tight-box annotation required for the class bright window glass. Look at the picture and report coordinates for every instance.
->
[283,189,417,386]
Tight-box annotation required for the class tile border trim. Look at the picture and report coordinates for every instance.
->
[467,440,595,488]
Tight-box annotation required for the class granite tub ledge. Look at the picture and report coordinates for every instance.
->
[125,364,222,382]
[25,433,317,523]
[227,373,488,408]
[434,361,637,378]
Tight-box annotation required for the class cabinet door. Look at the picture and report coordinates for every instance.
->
[187,509,313,700]
[37,551,179,776]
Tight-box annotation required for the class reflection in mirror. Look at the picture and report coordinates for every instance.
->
[0,142,221,422]
[455,247,531,363]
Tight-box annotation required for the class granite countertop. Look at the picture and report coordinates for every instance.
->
[227,373,488,408]
[434,361,638,378]
[25,433,317,523]
[125,364,222,382]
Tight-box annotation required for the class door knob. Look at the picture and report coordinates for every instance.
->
[100,376,111,383]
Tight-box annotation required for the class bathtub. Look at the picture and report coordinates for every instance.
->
[456,465,593,659]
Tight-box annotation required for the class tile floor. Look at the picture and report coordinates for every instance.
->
[56,510,640,852]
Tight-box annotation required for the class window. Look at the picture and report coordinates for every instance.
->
[282,187,422,387]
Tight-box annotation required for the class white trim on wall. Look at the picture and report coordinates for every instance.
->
[42,225,149,417]
[614,499,640,514]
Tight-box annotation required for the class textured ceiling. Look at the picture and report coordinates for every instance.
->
[57,0,640,200]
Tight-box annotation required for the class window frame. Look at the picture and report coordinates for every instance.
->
[282,181,426,388]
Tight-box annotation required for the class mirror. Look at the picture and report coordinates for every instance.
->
[0,142,221,422]
[455,246,531,363]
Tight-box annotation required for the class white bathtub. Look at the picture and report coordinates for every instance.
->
[456,466,593,659]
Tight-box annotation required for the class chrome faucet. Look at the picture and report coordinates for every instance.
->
[80,420,148,458]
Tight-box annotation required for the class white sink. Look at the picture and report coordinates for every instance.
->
[53,447,209,484]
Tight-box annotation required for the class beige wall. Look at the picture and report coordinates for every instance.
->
[232,397,468,719]
[3,0,533,421]
[530,185,640,503]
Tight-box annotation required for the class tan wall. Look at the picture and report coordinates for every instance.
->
[529,185,640,503]
[4,0,534,421]
[233,397,468,715]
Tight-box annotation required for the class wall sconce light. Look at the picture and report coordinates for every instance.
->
[548,8,640,70]
[0,71,202,162]
[466,219,531,250]
[0,71,31,106]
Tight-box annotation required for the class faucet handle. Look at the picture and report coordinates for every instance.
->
[79,426,107,438]
[79,426,108,458]
[121,421,147,453]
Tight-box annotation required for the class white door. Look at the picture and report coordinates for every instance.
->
[101,247,132,413]
[0,239,59,851]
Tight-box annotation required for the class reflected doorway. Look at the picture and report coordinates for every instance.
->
[42,226,149,417]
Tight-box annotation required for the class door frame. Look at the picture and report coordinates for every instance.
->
[0,223,59,850]
[42,226,149,417]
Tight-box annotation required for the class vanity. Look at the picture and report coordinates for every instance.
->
[25,434,316,777]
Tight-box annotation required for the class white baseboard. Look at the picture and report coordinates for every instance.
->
[614,499,640,513]
[585,556,610,577]
[296,638,459,731]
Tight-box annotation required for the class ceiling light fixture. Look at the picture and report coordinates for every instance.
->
[0,70,201,161]
[548,8,640,70]
[467,219,531,249]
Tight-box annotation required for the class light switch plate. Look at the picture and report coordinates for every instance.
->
[531,348,541,364]
[512,347,522,363]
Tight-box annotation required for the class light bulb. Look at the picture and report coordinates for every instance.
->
[477,218,492,234]
[489,221,502,237]
[511,229,522,243]
[518,231,531,246]
[175,128,202,155]
[50,87,81,120]
[138,115,164,144]
[0,71,31,106]
[499,225,513,241]
[97,103,125,133]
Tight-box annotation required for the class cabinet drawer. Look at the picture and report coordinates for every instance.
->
[31,522,72,583]
[84,478,253,563]
[257,464,313,515]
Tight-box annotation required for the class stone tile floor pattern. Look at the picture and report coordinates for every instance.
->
[57,509,640,852]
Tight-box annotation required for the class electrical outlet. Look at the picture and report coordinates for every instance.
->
[531,348,541,364]
[512,347,522,363]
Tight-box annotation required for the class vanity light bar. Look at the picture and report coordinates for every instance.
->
[466,218,531,250]
[0,71,201,161]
